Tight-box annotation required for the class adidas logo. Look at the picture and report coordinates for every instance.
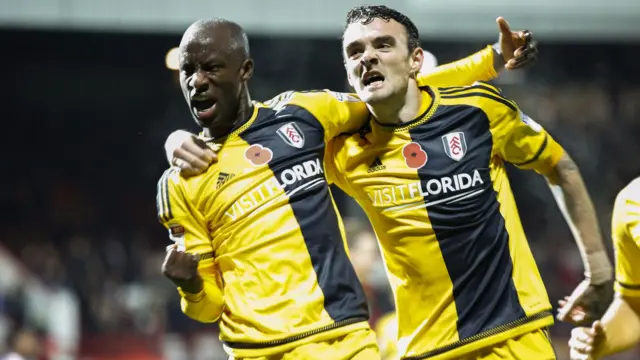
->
[216,172,235,189]
[367,157,386,173]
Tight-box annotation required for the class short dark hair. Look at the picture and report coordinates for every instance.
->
[345,5,420,52]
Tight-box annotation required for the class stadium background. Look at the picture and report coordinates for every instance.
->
[1,0,639,359]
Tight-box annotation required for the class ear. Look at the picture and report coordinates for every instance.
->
[240,58,254,81]
[409,47,424,76]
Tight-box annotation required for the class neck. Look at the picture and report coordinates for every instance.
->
[203,87,253,139]
[368,79,423,125]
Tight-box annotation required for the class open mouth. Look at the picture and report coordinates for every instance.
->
[362,71,385,87]
[191,95,216,118]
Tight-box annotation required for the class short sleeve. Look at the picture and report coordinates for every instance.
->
[264,90,369,141]
[487,93,564,175]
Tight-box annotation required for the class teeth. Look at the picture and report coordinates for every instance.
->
[192,94,209,101]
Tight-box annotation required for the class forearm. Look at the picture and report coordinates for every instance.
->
[419,46,497,87]
[547,152,612,283]
[597,296,640,357]
[178,275,224,323]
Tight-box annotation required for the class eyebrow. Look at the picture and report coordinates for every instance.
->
[345,35,396,52]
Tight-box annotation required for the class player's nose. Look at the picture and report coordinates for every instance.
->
[360,48,379,68]
[189,70,209,92]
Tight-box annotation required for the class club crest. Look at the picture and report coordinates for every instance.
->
[277,122,305,148]
[442,132,467,161]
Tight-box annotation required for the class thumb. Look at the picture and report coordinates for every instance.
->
[496,17,511,37]
[591,320,604,335]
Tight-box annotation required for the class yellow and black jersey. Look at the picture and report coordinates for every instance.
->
[156,95,372,358]
[154,47,499,357]
[612,177,640,298]
[326,83,564,359]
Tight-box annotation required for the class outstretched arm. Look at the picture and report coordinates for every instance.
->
[547,153,614,325]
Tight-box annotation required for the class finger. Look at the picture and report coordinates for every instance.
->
[592,320,604,335]
[163,247,179,269]
[571,310,587,324]
[514,42,537,58]
[191,136,210,150]
[496,17,511,37]
[173,148,210,172]
[189,252,201,263]
[183,141,217,164]
[558,299,577,321]
[505,54,536,70]
[568,336,593,354]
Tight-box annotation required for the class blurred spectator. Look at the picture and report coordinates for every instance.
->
[1,329,41,360]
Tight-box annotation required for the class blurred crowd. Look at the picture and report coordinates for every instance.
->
[0,30,639,359]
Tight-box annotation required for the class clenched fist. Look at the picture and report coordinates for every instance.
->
[162,245,203,294]
[165,130,218,177]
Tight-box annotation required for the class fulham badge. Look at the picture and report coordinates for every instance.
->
[442,132,467,161]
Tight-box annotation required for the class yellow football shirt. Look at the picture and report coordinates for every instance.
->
[326,83,564,359]
[155,46,500,358]
[612,177,640,298]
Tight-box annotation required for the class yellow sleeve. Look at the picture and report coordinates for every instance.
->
[264,90,369,140]
[486,88,564,175]
[157,168,224,322]
[613,184,640,297]
[417,46,497,87]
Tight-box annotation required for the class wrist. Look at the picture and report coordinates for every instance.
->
[585,250,613,285]
[491,42,505,70]
[176,275,204,294]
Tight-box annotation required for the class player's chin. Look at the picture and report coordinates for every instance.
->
[192,110,219,128]
[356,88,389,104]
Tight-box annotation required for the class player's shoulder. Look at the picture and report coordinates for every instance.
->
[616,177,640,205]
[264,89,362,112]
[157,167,184,194]
[437,81,518,117]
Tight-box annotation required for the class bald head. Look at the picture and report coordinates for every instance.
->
[181,18,250,60]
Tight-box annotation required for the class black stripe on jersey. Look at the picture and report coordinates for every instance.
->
[238,106,369,322]
[408,105,526,341]
[512,134,549,166]
[439,83,502,96]
[157,168,174,222]
[617,281,640,290]
[440,92,517,112]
